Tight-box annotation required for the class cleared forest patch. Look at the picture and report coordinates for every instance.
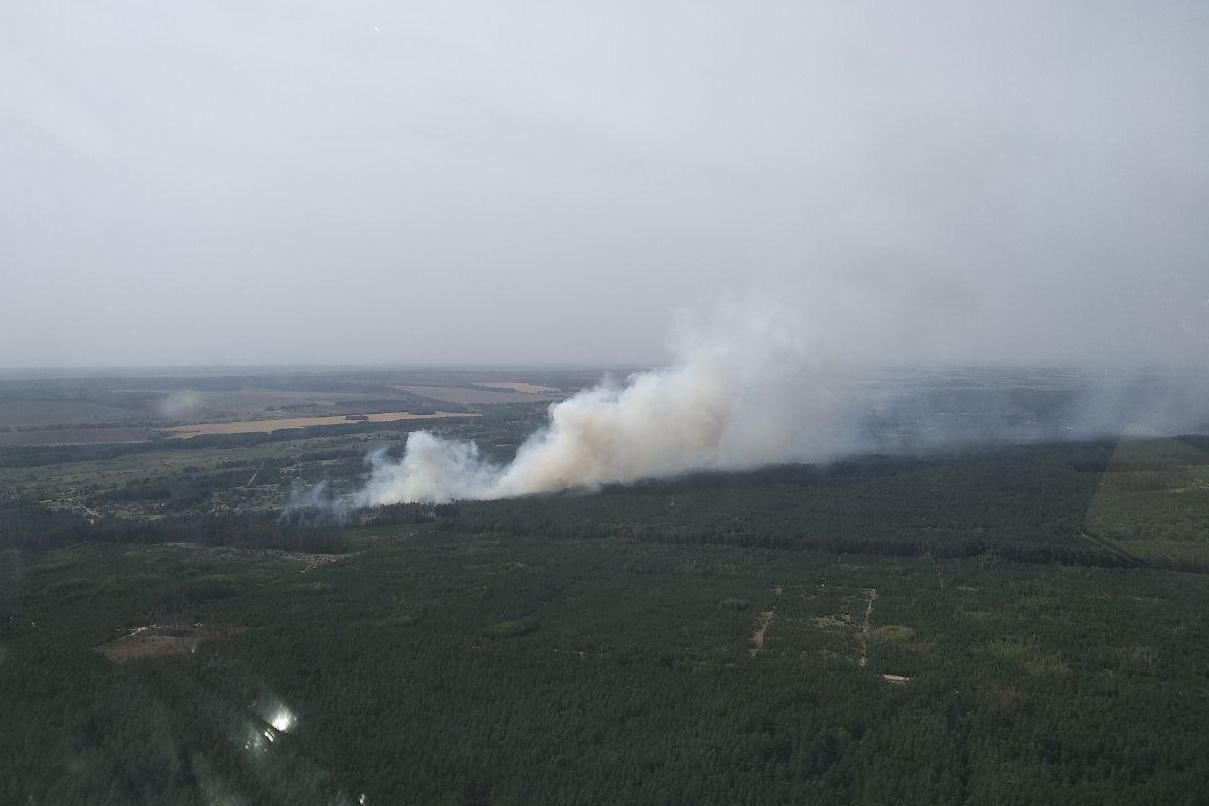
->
[98,623,245,664]
[748,585,783,656]
[749,610,776,656]
[160,542,351,571]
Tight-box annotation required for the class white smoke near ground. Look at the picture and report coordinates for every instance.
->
[156,389,203,418]
[279,294,1209,512]
[353,304,862,504]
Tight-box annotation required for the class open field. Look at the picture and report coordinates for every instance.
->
[0,405,548,516]
[158,411,477,438]
[0,399,139,427]
[477,381,564,394]
[0,368,584,447]
[0,427,154,446]
[394,384,564,404]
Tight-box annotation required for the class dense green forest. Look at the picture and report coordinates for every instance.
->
[414,437,1209,571]
[3,435,1209,804]
[4,530,1209,804]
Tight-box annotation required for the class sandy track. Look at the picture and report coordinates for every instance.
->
[858,588,878,667]
[749,585,783,657]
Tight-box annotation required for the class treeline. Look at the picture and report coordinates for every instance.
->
[0,499,462,554]
[0,505,347,554]
[422,445,1209,572]
[280,501,459,528]
[433,510,1156,569]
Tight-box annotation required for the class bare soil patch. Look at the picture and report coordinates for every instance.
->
[99,623,245,664]
[749,585,783,657]
[749,611,775,656]
[159,410,475,438]
[858,588,878,667]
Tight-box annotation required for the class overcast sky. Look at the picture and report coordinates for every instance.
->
[1,1,1207,368]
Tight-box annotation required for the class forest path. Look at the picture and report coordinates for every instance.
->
[247,460,266,486]
[1077,530,1145,567]
[857,588,878,668]
[749,585,783,657]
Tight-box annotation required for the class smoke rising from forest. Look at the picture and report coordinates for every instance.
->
[354,305,859,504]
[343,298,1209,506]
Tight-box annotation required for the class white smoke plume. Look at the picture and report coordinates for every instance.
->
[354,304,860,504]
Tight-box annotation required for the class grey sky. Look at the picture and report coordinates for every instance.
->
[1,1,1207,368]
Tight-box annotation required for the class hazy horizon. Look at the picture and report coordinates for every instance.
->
[3,1,1208,368]
[4,358,1208,380]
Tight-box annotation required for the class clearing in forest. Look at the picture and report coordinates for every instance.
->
[795,584,885,669]
[160,542,350,571]
[98,624,245,664]
[858,588,877,667]
[749,585,783,656]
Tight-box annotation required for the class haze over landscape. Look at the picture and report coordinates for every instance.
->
[3,1,1208,369]
[6,4,1209,805]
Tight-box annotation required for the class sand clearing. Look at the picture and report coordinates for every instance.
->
[749,585,783,657]
[749,610,776,656]
[160,410,476,438]
[99,623,245,663]
[858,588,878,667]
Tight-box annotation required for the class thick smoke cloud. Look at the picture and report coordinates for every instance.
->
[355,306,860,504]
[348,300,1209,506]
